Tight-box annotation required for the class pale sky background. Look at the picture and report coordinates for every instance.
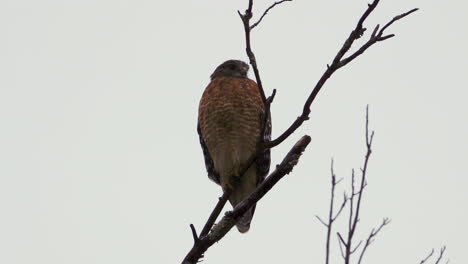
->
[0,0,467,263]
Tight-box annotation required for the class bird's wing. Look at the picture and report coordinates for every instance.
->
[255,108,272,185]
[197,122,220,184]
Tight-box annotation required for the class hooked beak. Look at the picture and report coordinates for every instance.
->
[241,65,249,76]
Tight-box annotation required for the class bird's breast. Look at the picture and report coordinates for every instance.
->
[198,77,264,177]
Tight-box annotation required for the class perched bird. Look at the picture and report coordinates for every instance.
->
[197,60,271,233]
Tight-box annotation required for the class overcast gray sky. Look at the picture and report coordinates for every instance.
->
[0,0,467,263]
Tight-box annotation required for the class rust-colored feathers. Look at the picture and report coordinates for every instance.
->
[197,61,271,233]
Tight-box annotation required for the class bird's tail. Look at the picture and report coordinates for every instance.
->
[235,206,255,233]
[228,165,258,233]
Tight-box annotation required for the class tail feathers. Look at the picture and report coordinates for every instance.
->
[226,165,259,233]
[236,206,255,233]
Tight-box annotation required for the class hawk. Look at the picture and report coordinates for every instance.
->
[197,60,271,233]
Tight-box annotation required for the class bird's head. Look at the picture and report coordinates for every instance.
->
[210,60,249,80]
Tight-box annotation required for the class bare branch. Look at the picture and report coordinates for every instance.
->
[351,240,363,254]
[337,232,347,247]
[199,192,229,238]
[420,249,435,264]
[319,158,348,264]
[251,0,292,30]
[182,136,311,264]
[332,195,347,221]
[315,215,329,227]
[266,0,417,148]
[189,224,199,244]
[337,232,347,259]
[435,247,447,264]
[339,8,419,67]
[349,169,356,231]
[419,246,448,264]
[239,0,279,152]
[340,106,375,264]
[380,8,419,35]
[238,0,267,106]
[357,218,391,264]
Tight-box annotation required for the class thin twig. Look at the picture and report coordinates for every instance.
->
[238,0,279,150]
[351,240,363,254]
[337,232,347,259]
[419,246,448,264]
[189,224,199,244]
[419,249,435,264]
[315,215,328,227]
[343,106,375,264]
[339,7,419,67]
[332,194,347,222]
[325,158,337,264]
[250,0,292,29]
[351,107,374,233]
[266,1,417,148]
[238,0,267,106]
[357,218,391,264]
[434,247,447,264]
[320,158,348,264]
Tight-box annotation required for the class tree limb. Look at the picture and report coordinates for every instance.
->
[198,192,229,238]
[182,136,311,264]
[266,1,418,148]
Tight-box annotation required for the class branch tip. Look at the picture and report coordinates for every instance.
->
[267,89,277,104]
[189,224,199,244]
[251,0,292,29]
